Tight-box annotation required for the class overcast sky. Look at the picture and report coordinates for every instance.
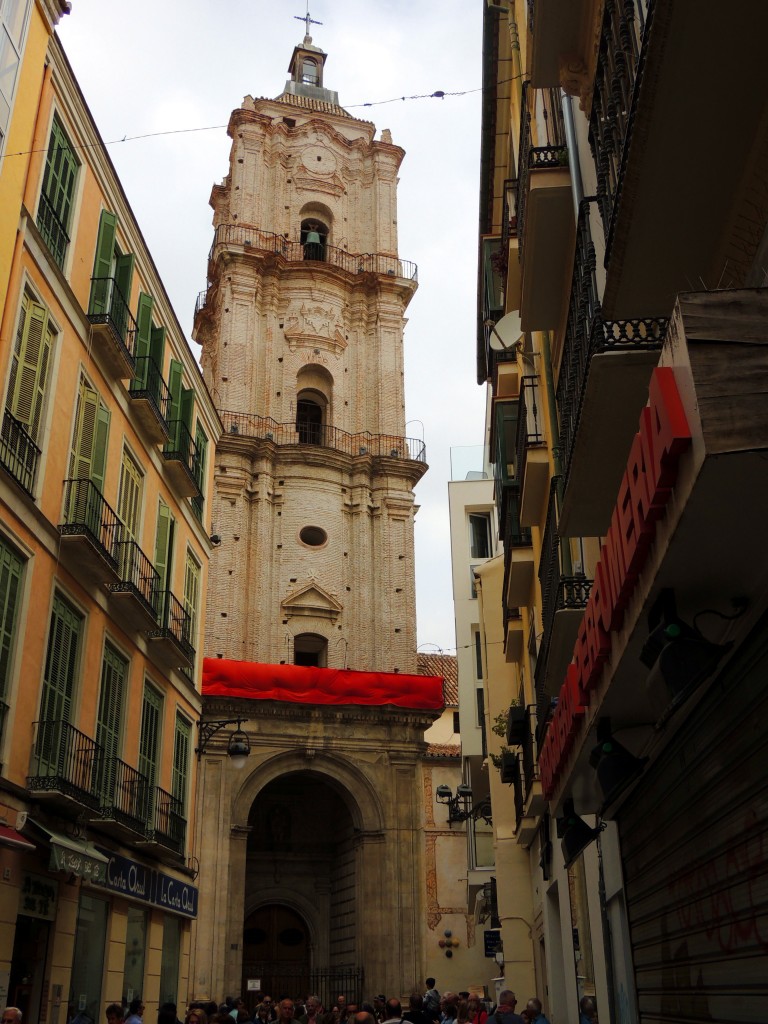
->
[58,0,487,656]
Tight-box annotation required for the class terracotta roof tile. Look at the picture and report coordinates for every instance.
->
[425,742,461,759]
[417,653,458,707]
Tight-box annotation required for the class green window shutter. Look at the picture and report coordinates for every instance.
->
[96,642,126,760]
[9,296,53,441]
[180,387,194,430]
[40,593,81,725]
[117,449,142,540]
[114,251,134,307]
[171,713,191,808]
[138,684,162,788]
[167,359,183,443]
[183,551,200,639]
[149,324,165,371]
[134,293,154,389]
[69,378,110,490]
[192,422,208,522]
[40,116,78,228]
[89,210,117,316]
[154,499,173,594]
[91,400,110,494]
[0,539,24,705]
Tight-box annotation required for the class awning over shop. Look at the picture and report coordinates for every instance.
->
[0,824,36,851]
[203,658,444,710]
[26,820,108,883]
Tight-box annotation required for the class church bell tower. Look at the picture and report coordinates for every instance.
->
[194,23,426,673]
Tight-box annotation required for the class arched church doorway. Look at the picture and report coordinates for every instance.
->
[243,772,363,1005]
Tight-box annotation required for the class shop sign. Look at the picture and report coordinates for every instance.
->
[94,850,198,918]
[19,872,58,920]
[540,368,693,798]
[483,929,502,958]
[50,842,107,883]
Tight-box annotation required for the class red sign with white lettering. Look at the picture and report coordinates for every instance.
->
[540,367,692,798]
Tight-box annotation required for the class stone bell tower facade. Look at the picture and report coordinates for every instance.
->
[191,29,436,1004]
[195,33,425,672]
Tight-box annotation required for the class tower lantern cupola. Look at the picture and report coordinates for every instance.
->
[280,15,340,106]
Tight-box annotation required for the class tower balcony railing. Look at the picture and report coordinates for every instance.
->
[534,480,592,710]
[207,223,418,281]
[220,410,427,464]
[588,0,653,257]
[0,409,41,495]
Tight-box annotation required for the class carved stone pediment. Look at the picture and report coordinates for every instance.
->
[282,581,343,622]
[293,171,345,197]
[284,302,347,356]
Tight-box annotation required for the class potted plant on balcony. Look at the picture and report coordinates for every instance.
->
[489,702,522,781]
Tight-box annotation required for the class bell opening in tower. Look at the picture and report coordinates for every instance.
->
[296,397,324,444]
[294,633,328,667]
[301,219,327,261]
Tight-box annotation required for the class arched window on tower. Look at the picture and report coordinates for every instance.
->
[302,58,319,85]
[296,395,324,445]
[301,219,327,261]
[294,633,328,667]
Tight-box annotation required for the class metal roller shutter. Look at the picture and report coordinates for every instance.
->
[617,615,768,1023]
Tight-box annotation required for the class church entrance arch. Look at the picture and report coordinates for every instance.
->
[243,771,363,1005]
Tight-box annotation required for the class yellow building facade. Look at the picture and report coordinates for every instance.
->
[0,16,219,1023]
[475,2,768,1022]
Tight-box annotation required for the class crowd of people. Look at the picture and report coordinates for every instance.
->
[4,976,596,1024]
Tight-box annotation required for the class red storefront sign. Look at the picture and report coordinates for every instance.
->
[540,368,692,798]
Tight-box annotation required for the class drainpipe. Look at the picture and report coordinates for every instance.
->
[561,92,584,218]
[507,4,524,110]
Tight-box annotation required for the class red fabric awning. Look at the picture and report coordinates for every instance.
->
[0,824,36,850]
[203,658,444,710]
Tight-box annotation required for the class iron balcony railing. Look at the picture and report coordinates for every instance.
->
[534,480,592,707]
[129,356,172,428]
[221,409,427,464]
[110,538,161,621]
[511,751,525,824]
[36,191,70,269]
[163,420,200,490]
[493,399,517,537]
[516,82,568,258]
[208,223,418,281]
[501,176,519,250]
[0,409,41,495]
[99,757,151,832]
[557,199,669,492]
[589,0,654,257]
[515,374,545,495]
[60,478,123,572]
[148,589,195,663]
[28,720,103,810]
[194,288,208,318]
[87,277,138,366]
[151,785,186,854]
[521,705,540,797]
[501,484,533,623]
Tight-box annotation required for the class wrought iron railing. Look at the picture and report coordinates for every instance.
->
[194,288,208,318]
[99,757,151,831]
[129,356,172,428]
[28,720,103,809]
[502,176,519,250]
[557,199,668,492]
[535,480,592,702]
[493,400,517,536]
[0,409,41,495]
[589,0,654,256]
[163,420,200,489]
[241,965,363,1011]
[151,786,186,853]
[511,752,525,823]
[36,191,70,268]
[515,374,545,495]
[148,590,195,662]
[521,705,540,796]
[60,478,123,572]
[110,538,161,620]
[221,409,427,463]
[517,82,568,257]
[208,223,418,280]
[87,277,138,365]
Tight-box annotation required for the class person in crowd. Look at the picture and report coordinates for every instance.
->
[256,1000,276,1023]
[466,997,486,1024]
[381,1001,403,1024]
[422,982,439,1023]
[352,1013,375,1024]
[105,1007,124,1024]
[1,1012,21,1024]
[157,1004,179,1024]
[372,998,386,1024]
[125,1000,144,1024]
[438,996,458,1024]
[488,992,522,1024]
[185,1009,208,1024]
[275,1000,301,1024]
[578,997,597,1024]
[456,1002,469,1024]
[297,996,322,1024]
[402,994,430,1024]
[523,1002,548,1024]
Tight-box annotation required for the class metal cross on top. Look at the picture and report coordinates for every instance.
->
[294,2,322,38]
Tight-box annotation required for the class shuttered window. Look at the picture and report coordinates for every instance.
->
[183,550,200,641]
[69,376,110,493]
[134,293,154,389]
[153,499,174,594]
[36,114,78,267]
[6,292,54,442]
[40,593,81,727]
[95,642,126,760]
[117,449,143,541]
[0,538,23,708]
[191,422,208,522]
[138,684,162,788]
[171,713,191,809]
[167,359,183,446]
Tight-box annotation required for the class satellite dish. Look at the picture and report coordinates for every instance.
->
[488,310,523,351]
